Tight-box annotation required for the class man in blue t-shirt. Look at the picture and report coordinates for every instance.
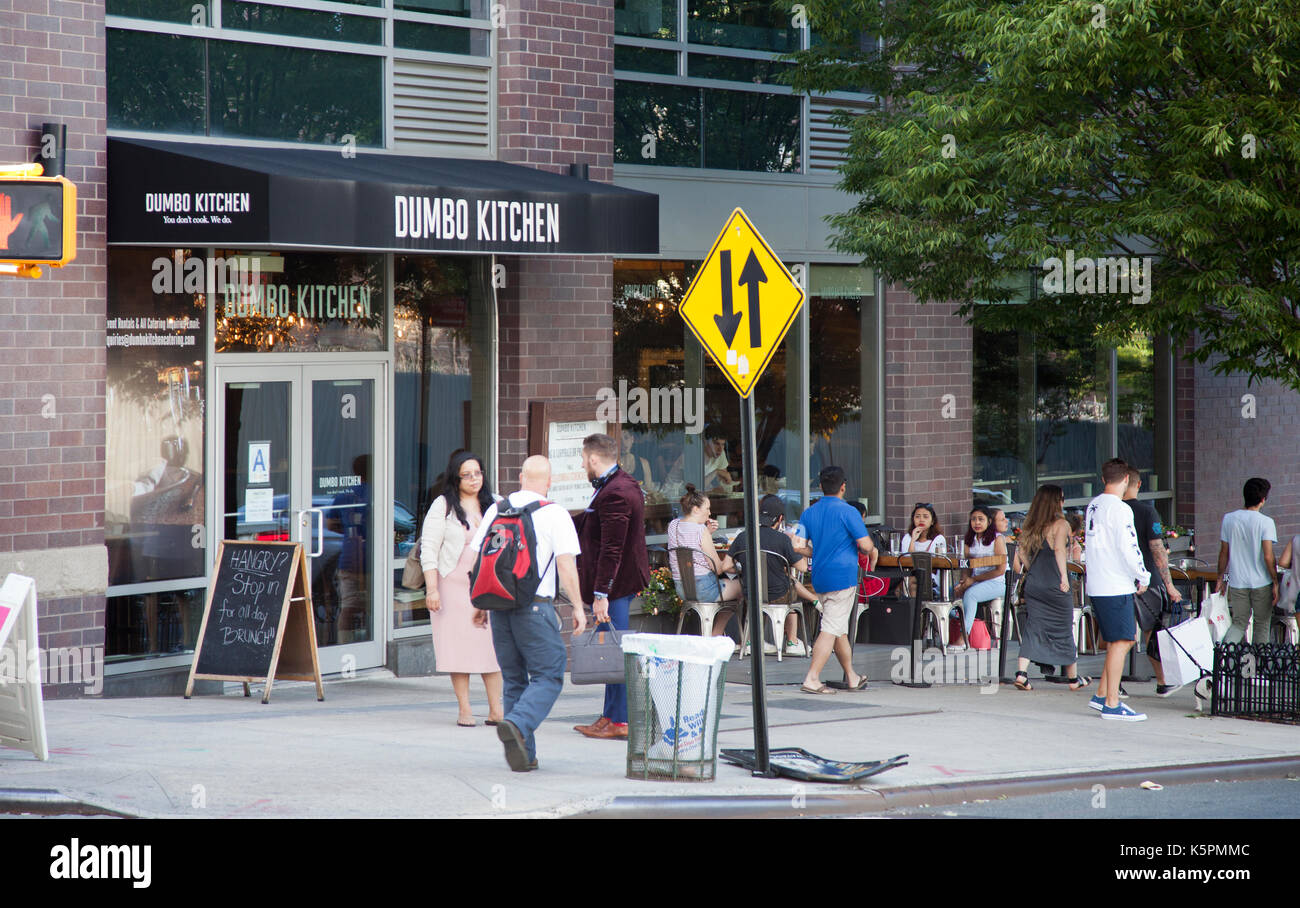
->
[799,466,875,694]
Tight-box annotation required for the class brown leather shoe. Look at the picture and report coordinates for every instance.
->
[573,716,610,735]
[581,721,628,740]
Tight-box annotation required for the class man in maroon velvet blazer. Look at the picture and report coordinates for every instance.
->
[572,432,649,739]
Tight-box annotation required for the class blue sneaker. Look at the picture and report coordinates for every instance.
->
[1100,702,1147,721]
[1088,695,1106,711]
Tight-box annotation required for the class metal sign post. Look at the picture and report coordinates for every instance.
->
[678,208,804,779]
[739,392,774,776]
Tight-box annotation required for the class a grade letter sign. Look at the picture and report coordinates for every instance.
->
[678,208,805,397]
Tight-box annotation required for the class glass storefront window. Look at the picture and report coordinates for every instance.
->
[1117,334,1159,490]
[392,256,495,628]
[214,251,386,353]
[614,260,882,536]
[106,248,208,590]
[974,326,1170,508]
[808,265,878,517]
[617,0,677,39]
[615,82,703,168]
[105,587,208,663]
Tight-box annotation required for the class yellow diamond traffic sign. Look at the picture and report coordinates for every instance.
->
[679,208,804,398]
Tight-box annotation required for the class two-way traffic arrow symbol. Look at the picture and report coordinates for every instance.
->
[714,249,743,347]
[714,248,768,349]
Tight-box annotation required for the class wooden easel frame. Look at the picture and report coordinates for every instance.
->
[185,541,324,704]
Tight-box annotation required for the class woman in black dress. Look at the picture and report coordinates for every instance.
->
[1012,485,1091,691]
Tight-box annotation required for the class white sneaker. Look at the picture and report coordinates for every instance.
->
[784,639,808,656]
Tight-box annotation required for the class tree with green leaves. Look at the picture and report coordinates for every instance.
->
[783,0,1300,388]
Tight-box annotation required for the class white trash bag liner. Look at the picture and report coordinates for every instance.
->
[623,633,732,761]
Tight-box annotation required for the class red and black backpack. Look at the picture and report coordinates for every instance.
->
[469,500,555,610]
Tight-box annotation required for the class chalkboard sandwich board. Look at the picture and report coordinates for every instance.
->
[185,541,324,704]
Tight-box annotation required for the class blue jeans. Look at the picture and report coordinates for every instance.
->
[490,597,568,762]
[959,577,1005,634]
[599,594,632,724]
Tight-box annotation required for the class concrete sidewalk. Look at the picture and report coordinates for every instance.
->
[1,652,1297,818]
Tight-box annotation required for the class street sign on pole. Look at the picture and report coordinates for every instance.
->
[679,208,805,777]
[679,208,805,399]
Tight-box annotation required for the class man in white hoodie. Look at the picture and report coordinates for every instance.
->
[1084,458,1152,721]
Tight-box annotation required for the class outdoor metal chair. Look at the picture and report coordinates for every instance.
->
[671,547,742,639]
[734,548,812,661]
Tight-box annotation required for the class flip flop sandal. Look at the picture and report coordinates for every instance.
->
[457,719,476,727]
[800,684,837,695]
[849,677,870,691]
[1014,671,1033,691]
[1068,676,1092,690]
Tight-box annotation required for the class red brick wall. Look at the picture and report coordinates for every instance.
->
[494,1,616,485]
[495,255,613,483]
[496,0,613,181]
[1188,352,1300,557]
[0,0,108,693]
[1174,341,1196,530]
[881,283,974,537]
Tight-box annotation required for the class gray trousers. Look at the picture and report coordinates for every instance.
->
[1225,585,1274,644]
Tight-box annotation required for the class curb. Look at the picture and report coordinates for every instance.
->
[575,755,1300,818]
[0,789,141,819]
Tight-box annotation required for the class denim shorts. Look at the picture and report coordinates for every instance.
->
[1091,593,1137,643]
[676,573,722,601]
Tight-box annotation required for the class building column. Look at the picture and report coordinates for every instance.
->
[881,283,974,538]
[494,0,616,485]
[0,0,109,698]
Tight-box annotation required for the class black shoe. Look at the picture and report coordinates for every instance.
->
[496,720,531,772]
[1155,684,1176,697]
[1119,684,1130,698]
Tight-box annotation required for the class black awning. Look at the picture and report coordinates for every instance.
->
[108,138,658,255]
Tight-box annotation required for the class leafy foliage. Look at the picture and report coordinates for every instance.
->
[782,0,1300,389]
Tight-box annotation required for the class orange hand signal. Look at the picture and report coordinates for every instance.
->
[0,194,24,250]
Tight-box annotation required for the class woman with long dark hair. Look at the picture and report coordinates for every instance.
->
[950,505,1008,650]
[420,450,503,726]
[1011,486,1090,691]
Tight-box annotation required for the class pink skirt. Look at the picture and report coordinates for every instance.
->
[429,536,501,675]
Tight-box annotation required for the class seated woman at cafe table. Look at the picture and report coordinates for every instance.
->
[666,485,743,636]
[950,506,1008,651]
[903,501,946,591]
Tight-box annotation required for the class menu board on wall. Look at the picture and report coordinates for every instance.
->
[528,401,621,513]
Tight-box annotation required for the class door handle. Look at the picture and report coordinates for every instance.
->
[296,508,325,558]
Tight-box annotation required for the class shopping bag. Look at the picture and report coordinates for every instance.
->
[1157,617,1214,687]
[968,619,992,650]
[1202,591,1230,642]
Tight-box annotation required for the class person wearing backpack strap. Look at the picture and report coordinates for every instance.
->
[470,455,586,772]
[572,433,650,740]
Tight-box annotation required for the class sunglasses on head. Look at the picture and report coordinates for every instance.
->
[914,502,934,511]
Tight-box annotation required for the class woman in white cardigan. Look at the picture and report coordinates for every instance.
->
[421,451,503,727]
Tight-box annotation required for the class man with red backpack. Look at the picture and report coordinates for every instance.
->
[471,455,586,772]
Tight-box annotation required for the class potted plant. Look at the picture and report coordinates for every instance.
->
[1163,525,1192,554]
[638,566,683,623]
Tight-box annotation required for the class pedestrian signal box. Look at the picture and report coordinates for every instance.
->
[0,172,78,270]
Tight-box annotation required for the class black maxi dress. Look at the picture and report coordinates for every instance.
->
[1018,542,1078,665]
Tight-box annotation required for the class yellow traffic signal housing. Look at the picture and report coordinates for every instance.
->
[0,172,77,269]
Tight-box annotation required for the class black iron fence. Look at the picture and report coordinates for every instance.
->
[1212,643,1300,724]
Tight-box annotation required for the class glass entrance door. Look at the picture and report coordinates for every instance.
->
[216,363,386,674]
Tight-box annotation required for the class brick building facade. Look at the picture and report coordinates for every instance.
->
[1,0,1297,698]
[1,0,108,697]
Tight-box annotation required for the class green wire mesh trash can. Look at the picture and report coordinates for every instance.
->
[622,633,733,781]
